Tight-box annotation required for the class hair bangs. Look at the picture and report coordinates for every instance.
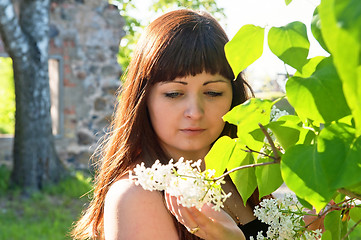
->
[149,15,234,83]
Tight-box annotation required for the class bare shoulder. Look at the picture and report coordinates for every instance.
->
[104,178,179,240]
[105,178,150,203]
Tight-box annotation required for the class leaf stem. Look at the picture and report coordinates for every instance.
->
[342,218,361,240]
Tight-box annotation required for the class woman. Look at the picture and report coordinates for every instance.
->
[72,9,268,240]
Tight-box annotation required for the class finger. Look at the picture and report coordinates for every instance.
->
[165,193,187,225]
[199,203,234,222]
[177,204,199,227]
[165,192,175,215]
[185,205,213,228]
[182,206,213,239]
[167,196,204,236]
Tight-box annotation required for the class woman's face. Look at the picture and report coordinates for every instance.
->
[147,71,233,160]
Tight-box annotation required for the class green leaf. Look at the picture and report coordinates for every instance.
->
[281,145,334,211]
[205,136,236,177]
[227,148,257,205]
[225,24,264,77]
[318,0,361,136]
[268,115,316,150]
[255,157,283,198]
[223,98,273,156]
[350,207,361,223]
[344,182,361,196]
[297,196,313,210]
[224,98,273,139]
[317,123,361,189]
[348,218,361,239]
[268,21,310,72]
[285,0,292,6]
[321,230,332,240]
[281,122,361,212]
[323,210,342,240]
[294,56,325,78]
[311,7,329,53]
[341,218,349,240]
[286,57,351,123]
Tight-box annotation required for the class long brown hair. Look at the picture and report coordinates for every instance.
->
[71,9,254,239]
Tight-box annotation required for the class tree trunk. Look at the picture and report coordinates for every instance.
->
[0,0,65,191]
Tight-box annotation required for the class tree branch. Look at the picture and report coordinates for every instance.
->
[258,123,281,162]
[0,0,29,59]
[304,198,355,229]
[213,123,282,181]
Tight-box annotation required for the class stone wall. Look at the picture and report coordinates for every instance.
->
[0,0,125,169]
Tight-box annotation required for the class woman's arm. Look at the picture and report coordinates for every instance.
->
[104,180,179,240]
[165,192,246,240]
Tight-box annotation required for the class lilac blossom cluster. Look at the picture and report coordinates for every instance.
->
[252,194,322,240]
[129,158,231,211]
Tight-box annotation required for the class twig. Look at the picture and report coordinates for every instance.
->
[342,218,361,240]
[304,198,355,229]
[304,206,332,229]
[213,123,282,181]
[258,123,281,162]
[243,146,277,160]
[214,160,279,181]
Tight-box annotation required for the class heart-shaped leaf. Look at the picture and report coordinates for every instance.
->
[268,21,309,72]
[225,24,264,77]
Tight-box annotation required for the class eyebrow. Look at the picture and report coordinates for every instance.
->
[161,79,228,86]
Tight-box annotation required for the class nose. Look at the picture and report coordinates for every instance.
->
[184,94,204,119]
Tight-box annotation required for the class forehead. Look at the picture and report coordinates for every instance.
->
[161,72,231,85]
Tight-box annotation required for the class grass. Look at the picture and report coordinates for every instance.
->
[0,165,93,240]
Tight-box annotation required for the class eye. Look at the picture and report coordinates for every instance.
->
[205,91,223,97]
[164,92,183,98]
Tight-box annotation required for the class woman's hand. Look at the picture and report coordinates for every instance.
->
[165,192,246,240]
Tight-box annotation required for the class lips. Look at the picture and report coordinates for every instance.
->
[180,128,206,135]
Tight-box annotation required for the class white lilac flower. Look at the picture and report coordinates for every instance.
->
[129,158,231,211]
[270,105,289,122]
[253,193,322,239]
[130,160,322,239]
[258,106,289,158]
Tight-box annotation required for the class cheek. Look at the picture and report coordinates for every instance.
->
[216,96,233,116]
[148,100,173,135]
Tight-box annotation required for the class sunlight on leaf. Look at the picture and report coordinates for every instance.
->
[310,7,329,53]
[286,57,351,123]
[268,21,309,72]
[205,136,236,177]
[317,123,361,191]
[318,0,361,136]
[225,24,264,78]
[227,150,257,205]
[255,157,283,198]
[268,115,316,150]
